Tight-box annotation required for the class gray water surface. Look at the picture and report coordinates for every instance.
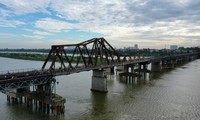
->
[0,57,200,120]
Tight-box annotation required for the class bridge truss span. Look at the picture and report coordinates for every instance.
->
[0,75,54,92]
[42,38,121,71]
[0,38,146,92]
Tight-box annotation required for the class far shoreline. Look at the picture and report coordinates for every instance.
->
[0,52,47,61]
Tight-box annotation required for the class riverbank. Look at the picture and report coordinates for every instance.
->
[0,52,47,61]
[0,52,81,63]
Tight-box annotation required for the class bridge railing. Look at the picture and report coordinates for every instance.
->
[119,55,144,62]
[0,68,35,75]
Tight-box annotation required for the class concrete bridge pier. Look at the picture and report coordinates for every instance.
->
[123,64,135,73]
[116,66,124,74]
[195,55,198,59]
[164,60,175,69]
[184,56,189,63]
[189,56,197,61]
[105,67,115,75]
[33,83,65,115]
[118,64,138,83]
[161,60,167,69]
[171,59,177,68]
[4,79,66,115]
[110,67,115,75]
[186,56,190,62]
[134,62,150,79]
[141,63,149,80]
[151,61,162,72]
[116,64,135,75]
[179,57,187,65]
[127,64,135,73]
[5,88,29,104]
[176,58,182,65]
[189,56,192,61]
[166,59,176,67]
[91,69,108,93]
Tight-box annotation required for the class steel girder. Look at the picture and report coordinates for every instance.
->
[42,38,121,70]
[0,75,53,92]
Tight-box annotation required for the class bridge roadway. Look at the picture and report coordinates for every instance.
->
[0,52,198,92]
[1,38,199,115]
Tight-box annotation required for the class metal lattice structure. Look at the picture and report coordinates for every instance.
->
[0,38,145,92]
[0,75,53,92]
[42,38,120,70]
[2,37,199,92]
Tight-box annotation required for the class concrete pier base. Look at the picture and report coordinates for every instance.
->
[116,66,124,74]
[167,61,175,69]
[5,90,65,115]
[91,69,108,93]
[105,67,115,75]
[119,72,141,83]
[4,79,66,115]
[110,67,115,75]
[151,62,162,72]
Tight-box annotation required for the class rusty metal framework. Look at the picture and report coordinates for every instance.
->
[0,75,53,92]
[42,38,120,70]
[0,38,144,91]
[0,37,199,92]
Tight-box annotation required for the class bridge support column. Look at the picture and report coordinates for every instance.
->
[190,56,195,61]
[124,65,129,73]
[171,60,176,68]
[151,61,162,72]
[164,60,175,69]
[186,56,190,61]
[116,64,134,75]
[105,67,115,75]
[91,69,108,93]
[110,67,115,75]
[116,66,123,74]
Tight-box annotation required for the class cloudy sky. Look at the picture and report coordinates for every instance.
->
[0,0,200,49]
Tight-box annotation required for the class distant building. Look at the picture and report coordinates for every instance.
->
[170,45,178,50]
[124,44,139,50]
[134,44,138,49]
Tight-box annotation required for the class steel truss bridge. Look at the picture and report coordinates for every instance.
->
[0,38,199,92]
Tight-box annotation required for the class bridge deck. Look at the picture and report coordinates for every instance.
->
[0,53,196,85]
[0,37,199,92]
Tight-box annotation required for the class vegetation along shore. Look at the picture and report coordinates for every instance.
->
[0,52,47,61]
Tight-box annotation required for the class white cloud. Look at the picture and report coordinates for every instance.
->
[22,34,44,40]
[50,0,128,25]
[0,18,25,27]
[0,8,11,17]
[50,39,72,45]
[23,29,34,32]
[170,0,191,7]
[35,18,75,32]
[0,0,200,48]
[33,31,52,35]
[0,33,15,38]
[48,0,200,46]
[0,0,50,14]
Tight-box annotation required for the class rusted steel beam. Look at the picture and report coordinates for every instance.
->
[41,38,121,71]
[42,49,53,70]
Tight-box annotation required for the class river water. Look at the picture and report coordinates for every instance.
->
[0,57,200,120]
